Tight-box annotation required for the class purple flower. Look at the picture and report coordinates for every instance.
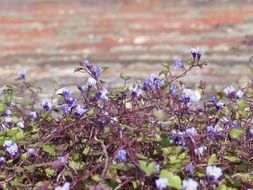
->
[144,74,163,90]
[74,104,88,116]
[129,86,143,97]
[110,117,118,125]
[230,120,238,128]
[155,178,168,190]
[27,147,37,155]
[235,90,244,99]
[17,121,25,128]
[97,86,109,101]
[170,84,177,94]
[41,99,55,112]
[0,156,5,165]
[212,97,224,110]
[4,117,12,126]
[3,140,19,156]
[77,85,86,95]
[59,88,71,100]
[207,125,222,133]
[29,111,37,121]
[87,77,97,89]
[55,182,70,190]
[94,65,102,80]
[185,127,198,136]
[18,70,26,79]
[83,60,102,80]
[185,163,195,176]
[116,149,127,162]
[61,104,71,114]
[224,85,236,96]
[174,58,184,68]
[66,97,77,107]
[194,146,207,156]
[206,165,223,181]
[182,178,198,190]
[249,127,253,136]
[98,119,106,128]
[191,47,201,61]
[182,89,200,105]
[4,110,12,117]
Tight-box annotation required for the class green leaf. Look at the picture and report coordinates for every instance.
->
[160,170,182,190]
[45,168,55,177]
[120,73,131,81]
[69,161,85,173]
[43,145,56,155]
[208,154,219,165]
[139,161,156,176]
[10,181,27,187]
[153,109,167,121]
[229,128,244,139]
[238,100,248,111]
[224,156,241,163]
[92,175,101,182]
[0,102,5,112]
[117,87,128,93]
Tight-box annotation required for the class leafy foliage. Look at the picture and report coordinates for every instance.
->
[0,52,252,190]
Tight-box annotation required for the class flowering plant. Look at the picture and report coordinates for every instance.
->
[0,49,252,189]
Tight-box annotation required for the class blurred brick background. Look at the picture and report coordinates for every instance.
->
[0,0,253,94]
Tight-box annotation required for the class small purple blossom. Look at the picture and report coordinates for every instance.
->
[18,70,26,79]
[60,88,71,100]
[41,99,55,112]
[83,60,102,80]
[174,58,184,68]
[185,163,195,176]
[98,119,106,128]
[194,146,207,156]
[236,90,244,99]
[4,110,12,117]
[207,125,222,133]
[55,182,70,190]
[129,86,143,97]
[144,74,164,90]
[29,111,37,121]
[27,147,37,155]
[182,178,198,190]
[191,47,201,61]
[206,165,223,181]
[249,127,253,136]
[185,127,198,136]
[4,117,12,126]
[110,117,118,124]
[155,178,168,190]
[182,89,200,105]
[66,97,77,107]
[74,104,88,116]
[170,84,177,94]
[17,121,25,128]
[0,156,5,165]
[87,77,97,89]
[230,120,238,128]
[224,85,236,96]
[116,149,127,162]
[97,86,109,101]
[61,104,71,114]
[212,97,224,110]
[3,140,19,156]
[77,85,86,95]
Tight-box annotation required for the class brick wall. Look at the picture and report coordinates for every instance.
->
[0,0,252,94]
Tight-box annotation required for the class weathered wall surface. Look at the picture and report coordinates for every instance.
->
[0,0,252,94]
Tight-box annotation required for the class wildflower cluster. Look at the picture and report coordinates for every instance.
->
[0,49,252,189]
